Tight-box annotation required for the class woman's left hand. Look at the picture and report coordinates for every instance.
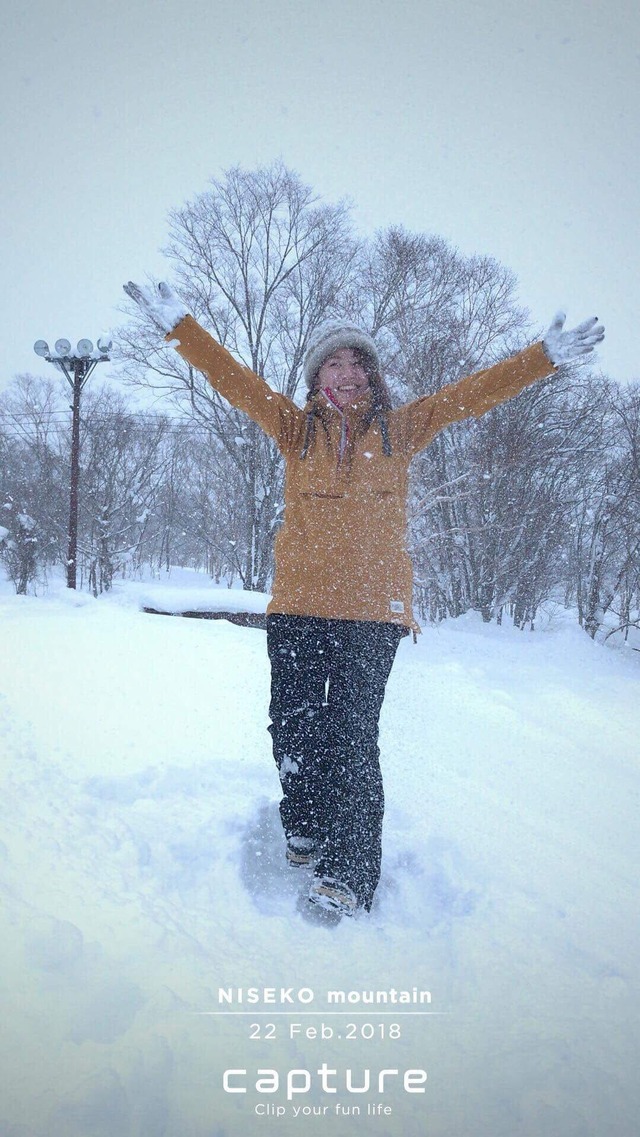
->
[543,311,605,365]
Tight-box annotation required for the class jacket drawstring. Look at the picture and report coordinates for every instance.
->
[300,408,316,459]
[377,412,392,457]
[338,413,349,464]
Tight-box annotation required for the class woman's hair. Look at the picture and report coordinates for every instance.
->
[361,354,393,416]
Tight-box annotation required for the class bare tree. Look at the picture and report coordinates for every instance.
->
[570,380,640,639]
[342,226,528,402]
[0,501,38,594]
[118,161,355,590]
[78,389,176,593]
[0,375,70,583]
[408,357,623,628]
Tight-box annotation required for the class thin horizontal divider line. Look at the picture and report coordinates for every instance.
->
[191,1011,449,1016]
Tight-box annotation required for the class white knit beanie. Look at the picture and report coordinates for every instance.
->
[303,320,380,389]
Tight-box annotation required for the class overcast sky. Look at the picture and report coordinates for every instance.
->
[1,0,637,390]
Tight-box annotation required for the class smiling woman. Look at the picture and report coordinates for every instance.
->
[303,321,382,406]
[299,321,393,464]
[123,280,603,921]
[317,348,370,408]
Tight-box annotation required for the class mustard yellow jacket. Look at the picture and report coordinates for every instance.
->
[169,317,555,632]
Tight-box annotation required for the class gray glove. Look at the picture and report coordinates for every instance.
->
[543,311,605,365]
[123,281,189,334]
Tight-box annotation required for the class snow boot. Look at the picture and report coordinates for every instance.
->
[286,837,318,867]
[308,876,358,917]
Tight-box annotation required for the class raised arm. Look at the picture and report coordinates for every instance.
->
[399,313,604,456]
[123,282,301,446]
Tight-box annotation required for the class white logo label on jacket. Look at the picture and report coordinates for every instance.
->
[389,600,405,614]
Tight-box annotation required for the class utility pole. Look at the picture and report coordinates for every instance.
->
[34,336,111,589]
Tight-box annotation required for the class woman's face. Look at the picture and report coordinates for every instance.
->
[317,348,370,409]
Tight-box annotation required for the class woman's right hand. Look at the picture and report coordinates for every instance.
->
[123,281,190,334]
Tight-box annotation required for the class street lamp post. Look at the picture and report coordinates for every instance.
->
[33,336,112,589]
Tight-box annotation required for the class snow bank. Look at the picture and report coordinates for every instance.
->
[136,583,270,616]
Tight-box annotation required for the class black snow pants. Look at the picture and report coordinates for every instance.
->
[266,613,405,911]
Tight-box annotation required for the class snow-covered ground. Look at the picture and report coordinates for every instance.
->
[1,570,638,1137]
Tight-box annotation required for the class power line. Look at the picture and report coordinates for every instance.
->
[0,410,219,432]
